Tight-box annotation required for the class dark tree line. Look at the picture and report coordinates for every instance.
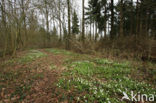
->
[85,0,156,38]
[0,0,156,58]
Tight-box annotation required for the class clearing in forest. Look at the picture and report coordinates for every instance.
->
[0,49,156,103]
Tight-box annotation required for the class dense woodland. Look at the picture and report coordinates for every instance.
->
[0,0,156,59]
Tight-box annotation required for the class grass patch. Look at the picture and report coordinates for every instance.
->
[57,58,156,103]
[46,48,78,56]
[3,50,47,65]
[18,50,47,64]
[68,61,95,77]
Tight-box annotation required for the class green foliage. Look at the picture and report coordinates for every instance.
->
[69,61,95,76]
[46,48,77,56]
[11,83,31,101]
[94,58,113,65]
[57,58,156,103]
[3,50,46,65]
[0,67,33,101]
[18,50,47,63]
[86,0,108,32]
[0,50,49,102]
[72,11,79,34]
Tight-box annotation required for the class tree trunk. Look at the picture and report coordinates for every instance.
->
[93,21,95,40]
[21,0,27,47]
[59,0,62,41]
[45,0,50,45]
[110,0,114,38]
[104,6,107,37]
[82,0,85,43]
[12,0,17,56]
[1,0,8,57]
[95,23,98,42]
[130,0,133,35]
[139,3,143,36]
[119,0,124,37]
[90,18,92,40]
[66,0,71,50]
[136,0,139,35]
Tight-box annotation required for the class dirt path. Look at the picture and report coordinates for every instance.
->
[0,49,66,103]
[23,49,65,103]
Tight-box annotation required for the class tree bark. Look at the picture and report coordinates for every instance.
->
[93,21,95,40]
[21,0,27,46]
[90,17,92,40]
[136,0,139,35]
[110,0,114,38]
[82,0,85,43]
[44,0,50,44]
[104,6,107,37]
[1,0,8,57]
[59,0,62,41]
[130,0,133,35]
[66,0,71,49]
[119,0,124,37]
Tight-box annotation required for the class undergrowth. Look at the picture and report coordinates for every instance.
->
[2,50,47,65]
[57,56,156,103]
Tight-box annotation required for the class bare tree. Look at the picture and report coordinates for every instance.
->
[59,0,62,41]
[66,0,71,49]
[0,0,7,57]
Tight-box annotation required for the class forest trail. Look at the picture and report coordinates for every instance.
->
[0,0,155,102]
[0,49,66,103]
[0,48,156,103]
[23,49,66,103]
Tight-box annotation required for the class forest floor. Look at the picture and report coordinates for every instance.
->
[0,48,156,103]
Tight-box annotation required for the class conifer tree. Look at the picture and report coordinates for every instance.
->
[72,11,79,34]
